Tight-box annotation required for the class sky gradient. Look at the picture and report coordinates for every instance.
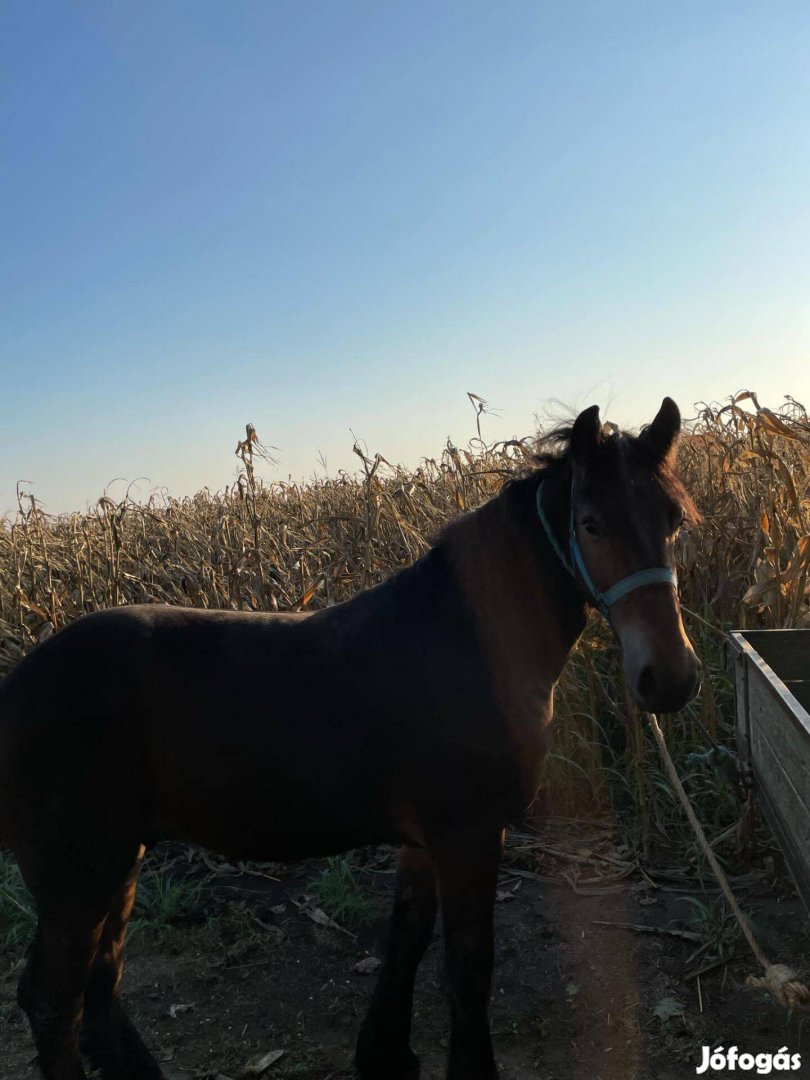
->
[3,1,810,513]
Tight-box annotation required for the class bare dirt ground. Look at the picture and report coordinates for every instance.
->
[2,830,808,1080]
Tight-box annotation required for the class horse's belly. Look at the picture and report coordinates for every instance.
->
[149,752,395,863]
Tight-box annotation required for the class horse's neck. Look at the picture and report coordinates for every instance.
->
[443,482,587,713]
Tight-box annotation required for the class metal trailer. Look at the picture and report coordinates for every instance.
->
[730,629,810,912]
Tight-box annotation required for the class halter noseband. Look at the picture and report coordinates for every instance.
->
[536,479,678,620]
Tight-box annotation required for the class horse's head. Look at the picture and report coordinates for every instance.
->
[561,397,701,714]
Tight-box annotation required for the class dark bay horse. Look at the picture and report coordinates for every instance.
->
[0,398,701,1080]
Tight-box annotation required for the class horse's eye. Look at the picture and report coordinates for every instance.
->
[581,518,600,537]
[672,510,685,534]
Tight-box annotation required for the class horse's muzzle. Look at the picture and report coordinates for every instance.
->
[634,656,703,715]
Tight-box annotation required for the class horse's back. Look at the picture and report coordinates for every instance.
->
[0,602,414,873]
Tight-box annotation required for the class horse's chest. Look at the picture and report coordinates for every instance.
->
[502,696,553,801]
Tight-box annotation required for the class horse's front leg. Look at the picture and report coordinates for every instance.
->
[433,825,503,1080]
[356,845,437,1080]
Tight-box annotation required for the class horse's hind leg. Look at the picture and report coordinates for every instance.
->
[356,846,437,1080]
[17,899,107,1080]
[81,847,165,1080]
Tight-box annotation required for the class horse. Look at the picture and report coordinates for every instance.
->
[0,397,701,1080]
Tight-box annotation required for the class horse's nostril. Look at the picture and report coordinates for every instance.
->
[637,664,656,703]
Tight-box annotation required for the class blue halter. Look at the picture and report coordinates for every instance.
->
[536,479,678,620]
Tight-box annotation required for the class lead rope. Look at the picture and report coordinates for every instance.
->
[645,711,810,1011]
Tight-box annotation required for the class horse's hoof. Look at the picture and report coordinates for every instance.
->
[355,1042,419,1080]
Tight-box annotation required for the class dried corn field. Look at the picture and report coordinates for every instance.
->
[1,392,809,835]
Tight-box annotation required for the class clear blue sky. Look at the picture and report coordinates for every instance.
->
[3,1,810,513]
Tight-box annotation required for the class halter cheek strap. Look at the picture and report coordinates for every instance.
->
[536,480,678,620]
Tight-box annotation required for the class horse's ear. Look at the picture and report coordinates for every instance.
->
[641,397,681,462]
[570,405,602,464]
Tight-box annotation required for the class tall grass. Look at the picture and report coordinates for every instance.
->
[1,391,807,860]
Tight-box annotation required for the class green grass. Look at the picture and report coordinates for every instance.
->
[133,862,201,929]
[0,852,35,949]
[308,856,377,930]
[683,895,742,964]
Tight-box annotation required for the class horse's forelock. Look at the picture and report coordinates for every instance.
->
[529,424,699,524]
